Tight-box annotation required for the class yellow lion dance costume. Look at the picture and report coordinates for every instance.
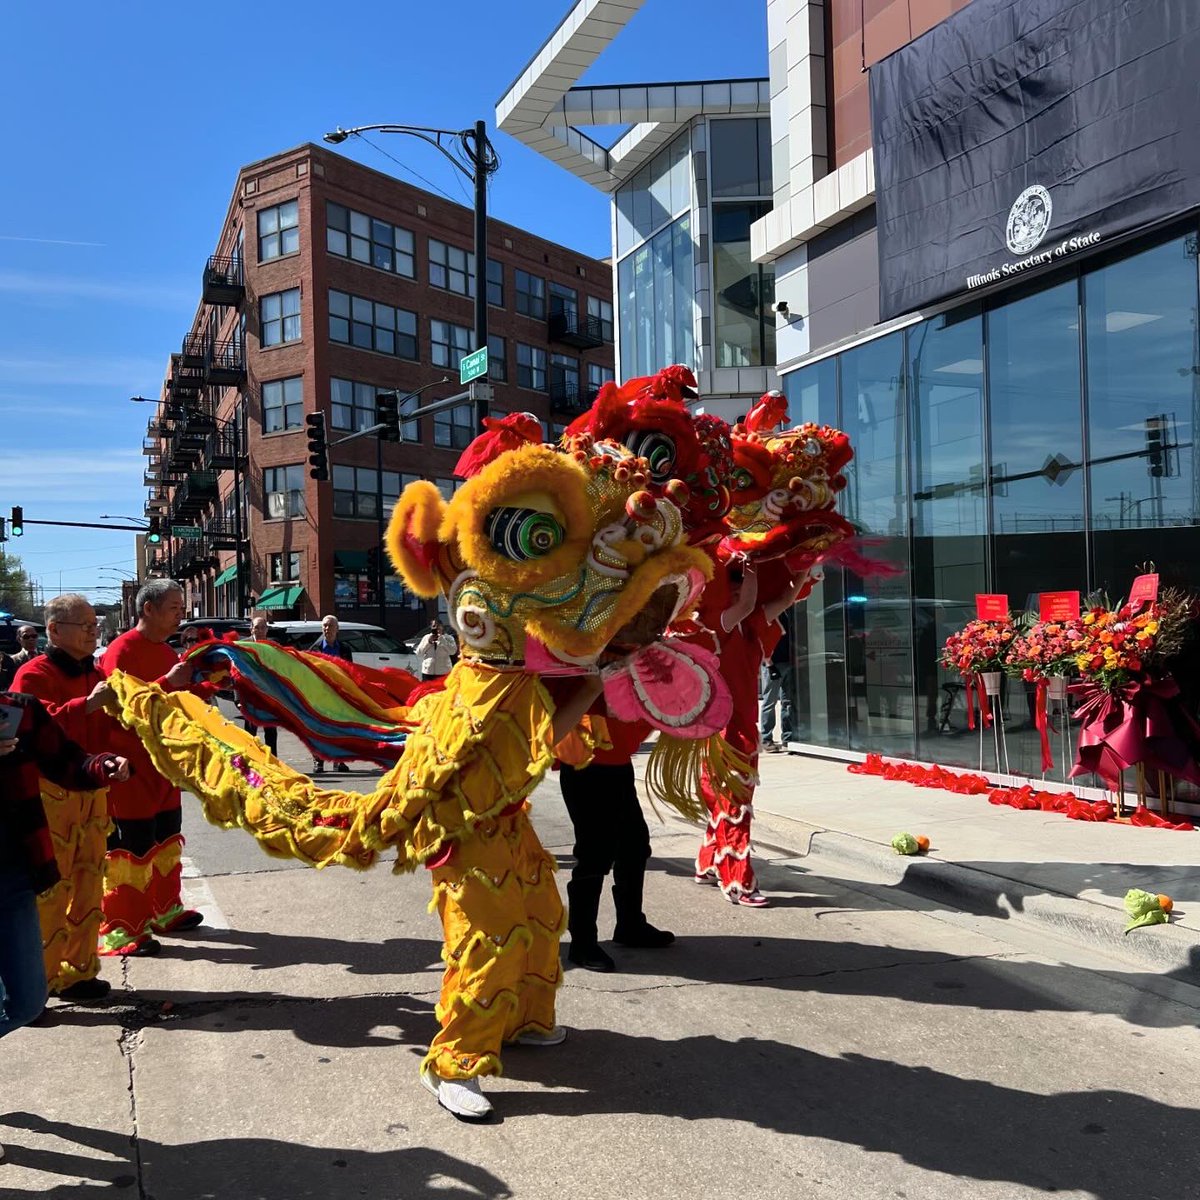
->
[105,435,711,1121]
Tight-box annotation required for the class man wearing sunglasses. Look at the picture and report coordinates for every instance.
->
[13,597,124,1000]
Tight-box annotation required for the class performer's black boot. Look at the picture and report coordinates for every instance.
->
[566,875,614,972]
[612,862,674,948]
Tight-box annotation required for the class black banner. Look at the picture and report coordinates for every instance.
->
[871,0,1200,320]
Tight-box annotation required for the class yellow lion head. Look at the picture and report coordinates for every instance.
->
[387,441,712,666]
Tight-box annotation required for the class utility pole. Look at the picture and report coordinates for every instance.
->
[472,118,489,435]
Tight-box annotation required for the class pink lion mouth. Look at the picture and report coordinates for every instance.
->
[603,639,731,738]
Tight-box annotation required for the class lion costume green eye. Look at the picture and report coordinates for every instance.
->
[485,507,565,560]
[626,430,677,482]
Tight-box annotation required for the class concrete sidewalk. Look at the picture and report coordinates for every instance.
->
[708,749,1200,976]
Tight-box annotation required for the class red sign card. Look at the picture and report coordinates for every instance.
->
[1128,573,1159,609]
[975,594,1008,620]
[1039,591,1081,622]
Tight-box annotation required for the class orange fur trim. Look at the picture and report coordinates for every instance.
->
[388,480,448,597]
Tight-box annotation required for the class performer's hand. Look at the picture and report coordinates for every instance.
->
[0,737,17,757]
[162,659,196,692]
[86,680,114,713]
[101,755,131,782]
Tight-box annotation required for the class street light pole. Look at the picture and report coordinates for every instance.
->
[323,120,499,432]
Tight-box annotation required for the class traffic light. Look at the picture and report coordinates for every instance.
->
[1145,415,1166,478]
[366,546,380,577]
[306,412,329,481]
[10,506,22,537]
[0,517,6,542]
[375,392,401,442]
[147,516,162,544]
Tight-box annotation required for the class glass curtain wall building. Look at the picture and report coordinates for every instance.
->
[784,223,1200,777]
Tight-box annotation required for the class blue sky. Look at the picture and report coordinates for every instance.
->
[0,0,765,610]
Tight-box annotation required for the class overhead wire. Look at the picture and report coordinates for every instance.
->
[356,134,462,206]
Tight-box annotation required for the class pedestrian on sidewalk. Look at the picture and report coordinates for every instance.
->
[0,695,129,1035]
[559,706,673,972]
[240,615,278,755]
[12,595,123,1002]
[758,606,794,752]
[415,618,457,682]
[308,615,352,775]
[99,579,202,956]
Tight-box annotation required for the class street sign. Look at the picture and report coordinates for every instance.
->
[459,347,488,385]
[172,525,202,540]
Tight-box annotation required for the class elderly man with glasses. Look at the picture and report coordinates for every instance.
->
[98,579,197,956]
[12,597,124,1000]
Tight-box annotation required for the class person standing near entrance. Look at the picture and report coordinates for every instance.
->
[309,615,352,774]
[240,615,278,754]
[12,595,121,1001]
[9,626,41,671]
[759,606,794,752]
[99,579,198,956]
[415,618,456,682]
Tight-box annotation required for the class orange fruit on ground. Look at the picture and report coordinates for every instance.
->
[915,835,930,852]
[1157,894,1174,913]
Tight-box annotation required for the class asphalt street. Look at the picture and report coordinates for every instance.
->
[4,730,1200,1199]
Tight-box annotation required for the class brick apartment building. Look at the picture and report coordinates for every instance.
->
[141,143,614,639]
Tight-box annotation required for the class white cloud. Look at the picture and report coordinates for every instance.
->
[0,270,193,311]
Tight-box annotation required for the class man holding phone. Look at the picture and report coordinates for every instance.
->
[0,692,128,1082]
[13,595,126,1000]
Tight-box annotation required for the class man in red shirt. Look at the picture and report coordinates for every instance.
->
[99,579,196,956]
[13,594,121,999]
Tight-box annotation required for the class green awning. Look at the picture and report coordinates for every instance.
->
[334,550,369,571]
[256,585,304,610]
[213,563,239,588]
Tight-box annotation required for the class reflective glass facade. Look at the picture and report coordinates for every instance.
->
[784,226,1200,776]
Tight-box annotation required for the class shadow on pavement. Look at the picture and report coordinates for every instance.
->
[502,1029,1200,1200]
[0,1112,512,1200]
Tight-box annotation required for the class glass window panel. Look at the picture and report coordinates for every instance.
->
[261,293,281,321]
[619,253,637,379]
[710,118,761,199]
[351,322,372,349]
[350,211,370,237]
[281,226,299,255]
[713,204,769,367]
[330,316,349,343]
[282,289,300,316]
[259,207,279,235]
[1085,235,1200,596]
[988,279,1086,599]
[327,203,347,231]
[840,332,913,756]
[329,290,349,318]
[351,296,372,323]
[350,236,370,263]
[327,228,348,257]
[376,328,394,355]
[488,334,506,382]
[672,214,694,369]
[908,313,987,766]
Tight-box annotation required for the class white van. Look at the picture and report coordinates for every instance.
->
[267,621,418,673]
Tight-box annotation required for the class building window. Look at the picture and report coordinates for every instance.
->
[709,117,773,199]
[328,290,418,359]
[262,377,303,433]
[429,238,472,295]
[516,270,545,319]
[615,128,691,257]
[326,203,415,277]
[549,353,579,402]
[270,551,301,582]
[488,334,506,382]
[517,343,547,390]
[434,403,475,450]
[618,213,695,377]
[264,464,305,519]
[332,466,414,520]
[330,378,419,441]
[587,362,614,394]
[487,259,504,307]
[549,281,578,321]
[712,203,775,368]
[258,200,300,262]
[431,319,472,370]
[587,295,614,342]
[261,288,301,347]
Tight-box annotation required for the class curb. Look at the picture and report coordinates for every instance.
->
[749,810,1200,979]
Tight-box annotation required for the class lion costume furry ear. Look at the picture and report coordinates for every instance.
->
[386,480,447,598]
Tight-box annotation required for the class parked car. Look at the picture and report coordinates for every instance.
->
[267,621,418,673]
[167,617,252,649]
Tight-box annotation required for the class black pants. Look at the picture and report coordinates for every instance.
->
[243,719,278,754]
[559,762,651,945]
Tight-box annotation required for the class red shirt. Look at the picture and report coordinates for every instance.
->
[13,646,113,752]
[101,628,182,820]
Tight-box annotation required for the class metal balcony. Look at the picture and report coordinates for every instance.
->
[205,339,246,387]
[548,310,605,350]
[204,518,240,549]
[142,436,161,455]
[202,254,245,308]
[208,422,243,469]
[180,333,207,369]
[548,373,598,417]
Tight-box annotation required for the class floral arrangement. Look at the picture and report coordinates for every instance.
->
[1072,590,1191,691]
[941,618,1016,676]
[1006,619,1084,680]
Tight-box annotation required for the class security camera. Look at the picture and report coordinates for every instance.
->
[774,300,790,316]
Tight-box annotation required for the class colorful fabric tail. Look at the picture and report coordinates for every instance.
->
[185,640,421,765]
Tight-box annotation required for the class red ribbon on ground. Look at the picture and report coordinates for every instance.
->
[848,753,1193,831]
